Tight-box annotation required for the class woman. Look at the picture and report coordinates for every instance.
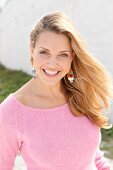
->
[0,12,113,170]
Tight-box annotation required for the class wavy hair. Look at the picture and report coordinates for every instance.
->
[30,12,113,129]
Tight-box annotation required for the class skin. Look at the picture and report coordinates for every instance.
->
[14,31,74,107]
[30,31,74,97]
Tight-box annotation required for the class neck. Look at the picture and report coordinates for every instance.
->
[29,77,67,99]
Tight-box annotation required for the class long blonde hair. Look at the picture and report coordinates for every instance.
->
[30,12,113,129]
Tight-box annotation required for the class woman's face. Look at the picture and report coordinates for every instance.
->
[30,31,74,86]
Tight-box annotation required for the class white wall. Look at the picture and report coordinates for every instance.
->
[0,0,79,74]
[0,0,113,73]
[0,0,113,121]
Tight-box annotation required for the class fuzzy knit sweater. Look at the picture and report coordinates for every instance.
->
[0,93,111,170]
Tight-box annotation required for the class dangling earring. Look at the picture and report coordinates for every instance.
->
[32,68,36,78]
[67,67,75,83]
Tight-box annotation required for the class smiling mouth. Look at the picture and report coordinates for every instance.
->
[42,69,60,77]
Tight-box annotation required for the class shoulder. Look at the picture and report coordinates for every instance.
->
[0,92,26,121]
[77,115,101,134]
[0,94,18,127]
[78,115,101,144]
[86,115,100,129]
[12,91,27,105]
[79,115,99,127]
[0,94,15,111]
[11,81,35,106]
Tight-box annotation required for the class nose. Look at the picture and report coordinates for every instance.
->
[47,57,58,67]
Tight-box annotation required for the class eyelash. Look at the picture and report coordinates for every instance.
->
[39,51,47,54]
[60,54,68,57]
[39,51,68,57]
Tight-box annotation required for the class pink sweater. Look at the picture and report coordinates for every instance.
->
[0,93,111,170]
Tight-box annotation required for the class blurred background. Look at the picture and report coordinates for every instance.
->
[0,0,113,169]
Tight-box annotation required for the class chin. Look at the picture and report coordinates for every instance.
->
[42,79,61,87]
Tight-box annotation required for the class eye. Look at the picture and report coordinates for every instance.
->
[60,53,68,57]
[39,50,48,54]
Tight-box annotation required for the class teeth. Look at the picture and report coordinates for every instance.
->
[44,69,59,75]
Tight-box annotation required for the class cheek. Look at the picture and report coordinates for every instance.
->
[60,59,72,70]
[33,55,73,70]
[34,56,46,67]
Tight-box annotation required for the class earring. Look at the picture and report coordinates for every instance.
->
[67,67,75,83]
[32,68,36,78]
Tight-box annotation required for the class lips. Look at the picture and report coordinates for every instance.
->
[42,69,60,77]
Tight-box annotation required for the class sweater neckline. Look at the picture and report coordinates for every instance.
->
[9,93,69,112]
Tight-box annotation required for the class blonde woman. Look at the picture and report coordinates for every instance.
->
[0,12,113,170]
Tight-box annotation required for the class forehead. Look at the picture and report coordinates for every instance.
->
[35,31,72,50]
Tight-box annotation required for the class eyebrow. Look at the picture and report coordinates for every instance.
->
[39,47,72,53]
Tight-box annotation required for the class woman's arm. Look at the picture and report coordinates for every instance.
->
[0,122,20,170]
[95,148,111,170]
[0,102,22,170]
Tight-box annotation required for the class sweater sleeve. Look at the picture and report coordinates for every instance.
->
[0,99,22,170]
[95,148,111,170]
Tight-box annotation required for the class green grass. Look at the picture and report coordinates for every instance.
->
[100,137,113,159]
[0,63,113,159]
[101,128,113,159]
[0,63,32,102]
[101,127,113,140]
